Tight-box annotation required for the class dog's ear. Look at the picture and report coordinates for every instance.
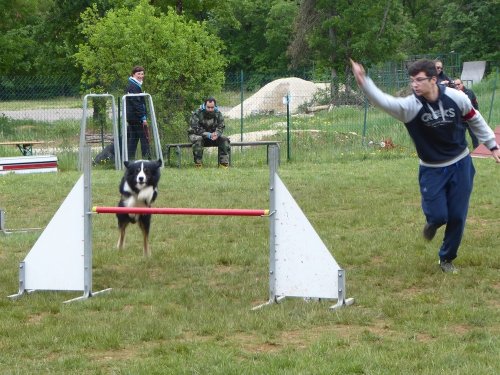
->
[124,161,130,168]
[156,159,162,168]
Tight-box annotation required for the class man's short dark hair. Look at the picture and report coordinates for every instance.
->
[408,59,437,78]
[205,97,217,106]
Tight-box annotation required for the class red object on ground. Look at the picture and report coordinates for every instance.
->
[471,126,500,158]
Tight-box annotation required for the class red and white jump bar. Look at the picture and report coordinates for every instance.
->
[92,206,269,217]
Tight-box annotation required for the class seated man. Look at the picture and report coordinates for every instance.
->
[188,97,230,168]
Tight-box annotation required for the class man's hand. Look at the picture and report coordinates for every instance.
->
[350,58,366,87]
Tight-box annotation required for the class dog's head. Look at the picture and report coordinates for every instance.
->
[123,159,162,191]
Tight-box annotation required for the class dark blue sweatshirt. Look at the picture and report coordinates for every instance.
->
[362,77,497,167]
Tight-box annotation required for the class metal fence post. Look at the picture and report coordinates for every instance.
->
[487,66,498,124]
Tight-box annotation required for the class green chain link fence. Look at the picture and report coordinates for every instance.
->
[1,60,498,170]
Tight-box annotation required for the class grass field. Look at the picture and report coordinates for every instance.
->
[0,155,498,374]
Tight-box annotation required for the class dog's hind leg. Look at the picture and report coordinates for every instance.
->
[139,223,149,256]
[138,215,152,256]
[117,222,128,250]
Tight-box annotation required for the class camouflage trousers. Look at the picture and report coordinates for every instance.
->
[188,134,231,164]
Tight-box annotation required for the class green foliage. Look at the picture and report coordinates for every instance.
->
[439,0,500,61]
[1,0,499,90]
[397,0,499,61]
[75,0,227,142]
[296,0,415,76]
[0,0,52,33]
[215,0,299,76]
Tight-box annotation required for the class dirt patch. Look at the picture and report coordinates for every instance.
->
[226,77,326,119]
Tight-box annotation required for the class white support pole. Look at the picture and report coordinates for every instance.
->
[0,209,5,234]
[64,146,111,303]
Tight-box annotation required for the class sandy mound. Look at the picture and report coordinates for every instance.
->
[225,77,322,119]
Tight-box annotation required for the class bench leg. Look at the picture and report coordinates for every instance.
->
[175,146,182,168]
[166,146,171,167]
[17,144,32,156]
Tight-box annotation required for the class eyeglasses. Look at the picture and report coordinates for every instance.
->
[410,77,431,84]
[436,66,443,70]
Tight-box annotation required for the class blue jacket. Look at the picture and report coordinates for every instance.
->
[125,77,147,124]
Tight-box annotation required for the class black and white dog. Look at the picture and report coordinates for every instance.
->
[117,159,162,256]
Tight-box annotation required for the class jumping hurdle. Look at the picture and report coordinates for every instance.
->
[9,145,354,310]
[93,206,269,216]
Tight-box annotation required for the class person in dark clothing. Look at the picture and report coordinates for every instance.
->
[435,60,453,87]
[350,58,499,274]
[454,79,480,149]
[125,66,150,160]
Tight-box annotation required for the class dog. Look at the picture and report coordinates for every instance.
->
[116,159,162,256]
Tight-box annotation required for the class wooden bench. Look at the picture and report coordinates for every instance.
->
[164,140,281,168]
[0,141,45,156]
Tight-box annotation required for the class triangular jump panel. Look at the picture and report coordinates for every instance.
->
[23,176,85,291]
[273,174,340,299]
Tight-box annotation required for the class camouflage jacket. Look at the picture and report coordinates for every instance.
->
[188,107,225,137]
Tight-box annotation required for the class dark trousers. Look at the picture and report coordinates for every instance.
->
[189,135,230,164]
[127,122,150,160]
[419,155,475,261]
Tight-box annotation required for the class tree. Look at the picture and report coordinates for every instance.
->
[0,0,52,75]
[74,1,227,142]
[438,0,500,61]
[213,0,299,83]
[289,0,415,79]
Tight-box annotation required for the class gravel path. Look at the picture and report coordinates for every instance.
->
[1,108,88,122]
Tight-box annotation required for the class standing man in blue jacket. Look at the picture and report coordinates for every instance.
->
[125,66,150,160]
[351,58,499,273]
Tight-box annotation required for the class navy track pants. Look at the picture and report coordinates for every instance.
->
[418,155,475,262]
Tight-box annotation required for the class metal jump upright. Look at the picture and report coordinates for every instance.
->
[78,93,121,170]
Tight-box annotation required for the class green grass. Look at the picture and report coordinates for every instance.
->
[0,156,499,374]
